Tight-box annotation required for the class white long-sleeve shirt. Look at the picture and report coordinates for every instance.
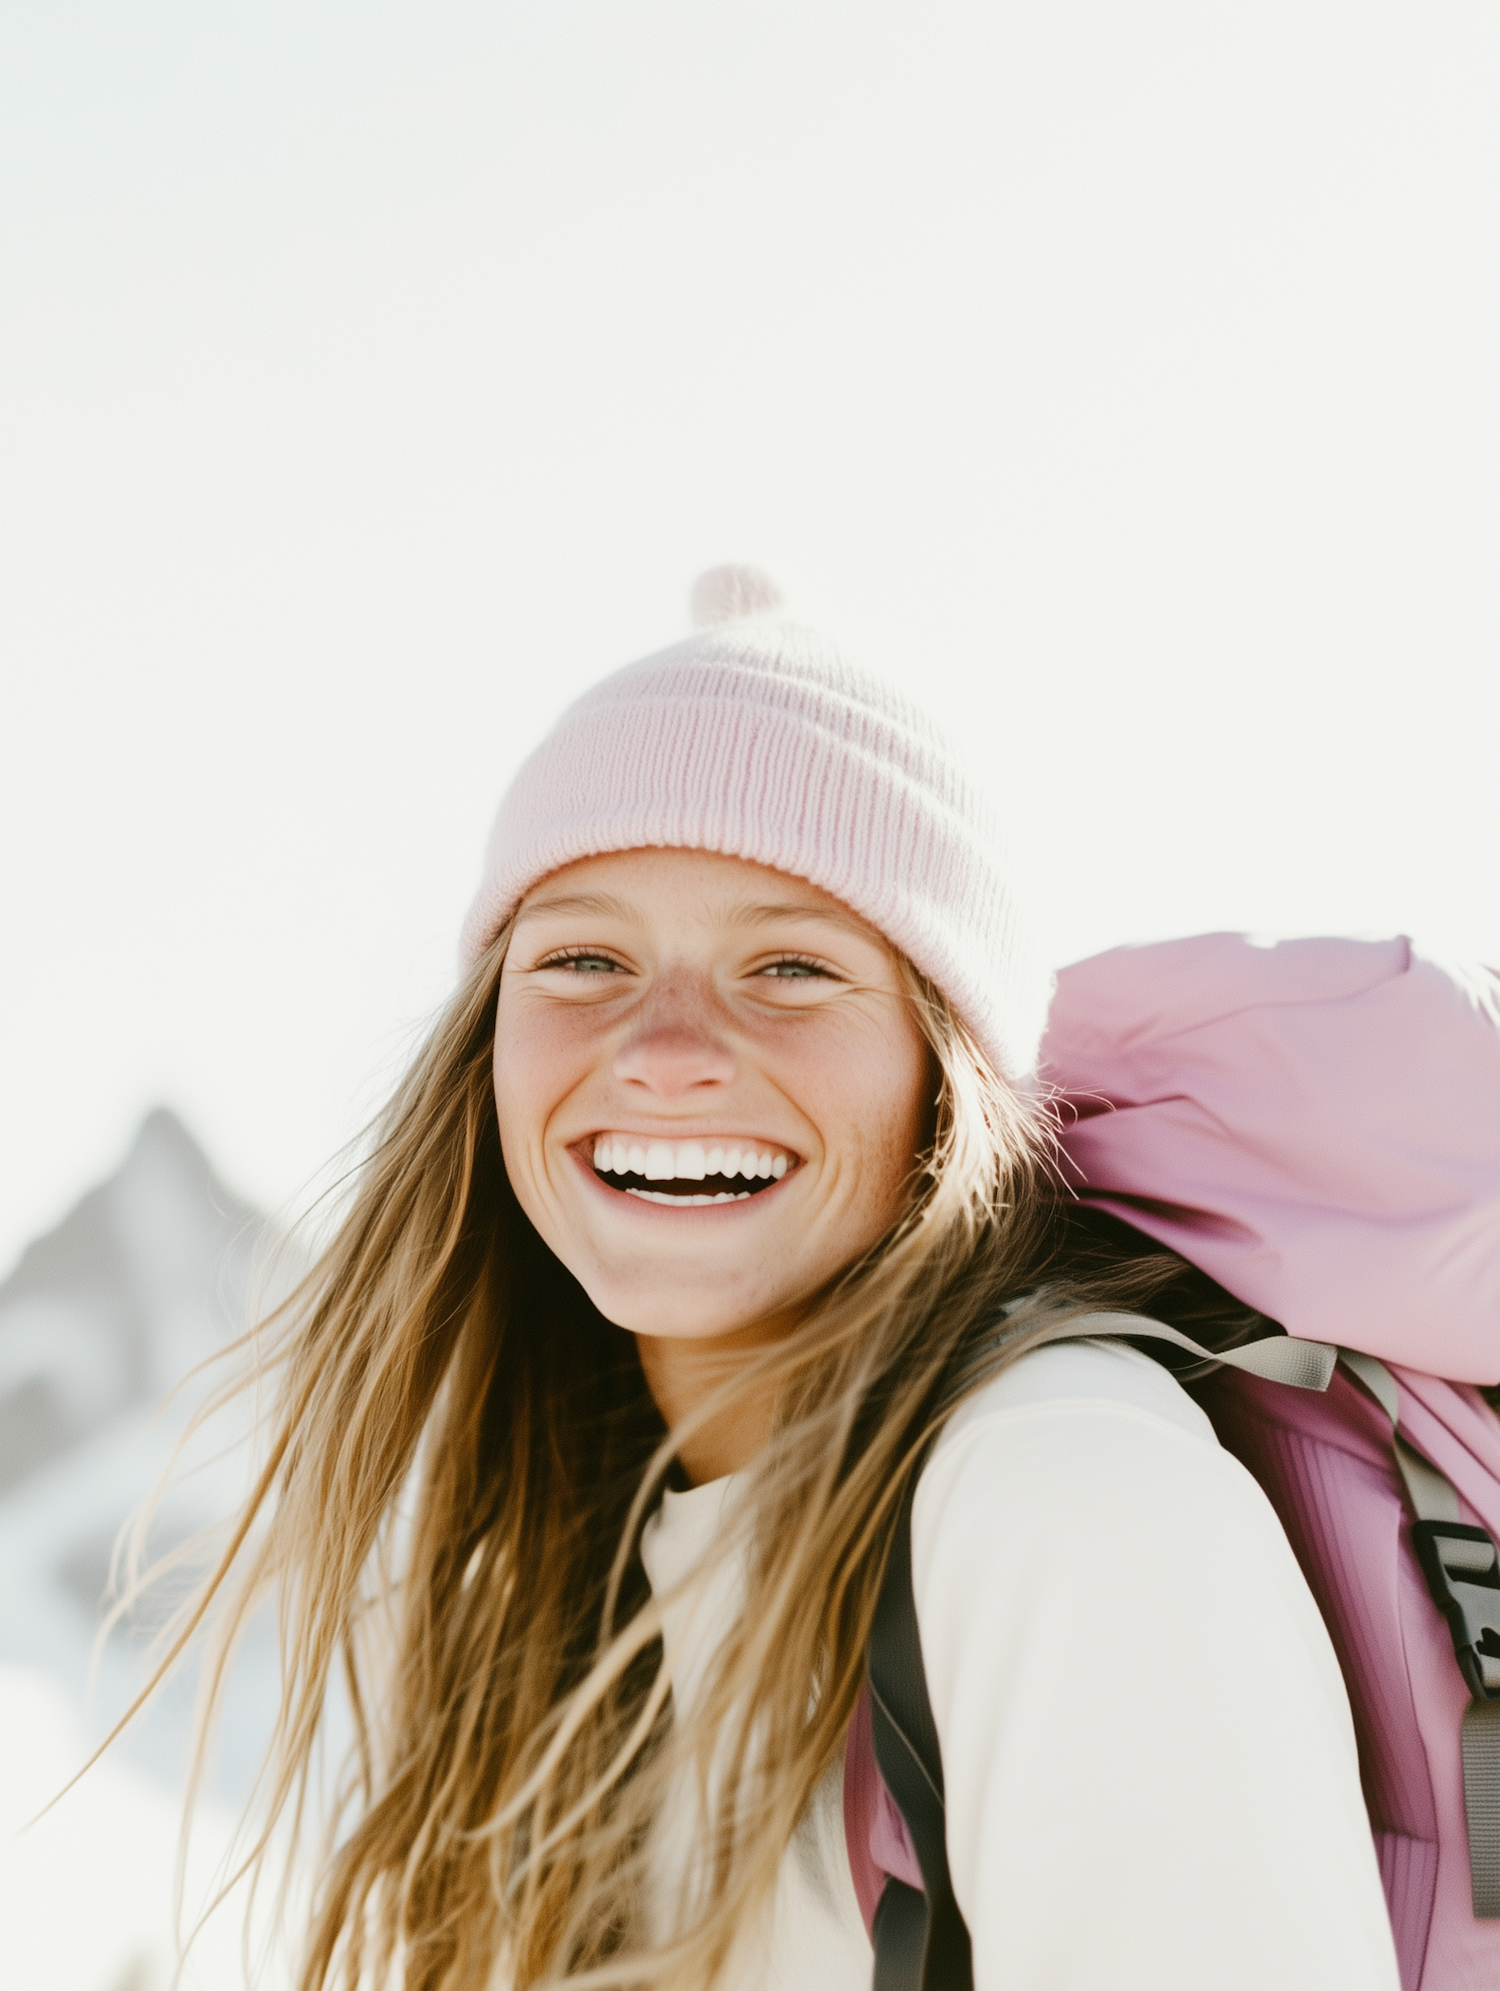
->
[640,1337,1399,1990]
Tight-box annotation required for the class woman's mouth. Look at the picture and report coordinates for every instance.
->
[589,1134,796,1205]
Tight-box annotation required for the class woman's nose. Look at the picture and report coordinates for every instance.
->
[612,989,736,1097]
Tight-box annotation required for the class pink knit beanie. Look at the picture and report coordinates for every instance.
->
[460,567,1051,1084]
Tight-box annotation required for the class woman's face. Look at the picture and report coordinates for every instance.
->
[494,848,932,1346]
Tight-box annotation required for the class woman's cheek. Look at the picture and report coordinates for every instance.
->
[783,1013,928,1175]
[497,991,604,1102]
[493,1005,557,1189]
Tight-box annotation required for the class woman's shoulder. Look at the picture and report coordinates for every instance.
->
[906,1351,1393,1988]
[913,1334,1291,1573]
[932,1332,1218,1460]
[906,1355,1392,1988]
[910,1334,1336,1683]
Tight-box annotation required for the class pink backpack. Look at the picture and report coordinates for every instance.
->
[846,934,1500,1991]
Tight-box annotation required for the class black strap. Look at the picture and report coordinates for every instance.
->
[868,1486,972,1990]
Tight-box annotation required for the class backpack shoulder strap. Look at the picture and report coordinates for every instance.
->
[1007,1309,1337,1390]
[868,1481,970,1989]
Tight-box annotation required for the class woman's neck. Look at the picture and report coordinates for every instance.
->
[635,1325,786,1483]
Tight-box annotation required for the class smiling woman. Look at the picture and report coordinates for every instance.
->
[140,571,1398,1991]
[496,850,931,1483]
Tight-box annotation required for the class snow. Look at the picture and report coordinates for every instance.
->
[0,1113,294,1988]
[0,1665,280,1991]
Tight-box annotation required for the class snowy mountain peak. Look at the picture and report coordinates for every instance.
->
[0,1109,264,1493]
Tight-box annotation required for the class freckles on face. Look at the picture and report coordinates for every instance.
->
[491,848,933,1345]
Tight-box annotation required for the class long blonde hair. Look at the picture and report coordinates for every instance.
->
[153,923,1104,1989]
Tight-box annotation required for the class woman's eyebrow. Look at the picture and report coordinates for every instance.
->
[513,890,874,942]
[729,901,874,940]
[513,892,630,923]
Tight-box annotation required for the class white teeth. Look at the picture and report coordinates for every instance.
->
[592,1136,795,1185]
[626,1188,753,1205]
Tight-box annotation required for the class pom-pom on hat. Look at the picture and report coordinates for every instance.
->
[461,566,1051,1084]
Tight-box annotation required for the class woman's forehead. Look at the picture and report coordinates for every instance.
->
[514,848,884,943]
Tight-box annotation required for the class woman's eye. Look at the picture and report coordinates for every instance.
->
[759,957,834,980]
[540,952,622,974]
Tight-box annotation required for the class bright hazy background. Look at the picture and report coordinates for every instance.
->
[4,0,1498,1273]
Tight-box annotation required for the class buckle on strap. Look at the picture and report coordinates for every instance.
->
[1412,1521,1500,1699]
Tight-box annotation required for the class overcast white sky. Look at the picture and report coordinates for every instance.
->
[2,1,1497,1275]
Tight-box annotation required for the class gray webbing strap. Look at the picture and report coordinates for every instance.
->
[1464,1704,1500,1917]
[1339,1349,1460,1524]
[1012,1308,1339,1391]
[1338,1349,1500,1919]
[1394,1441,1464,1527]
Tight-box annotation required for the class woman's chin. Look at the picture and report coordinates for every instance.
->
[582,1263,807,1347]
